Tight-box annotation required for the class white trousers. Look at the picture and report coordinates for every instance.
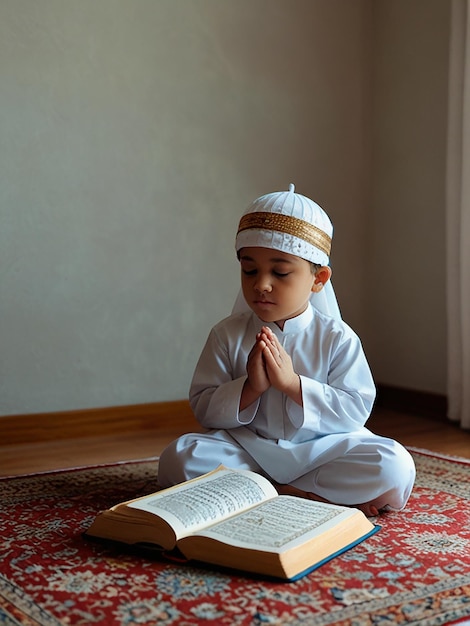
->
[157,429,416,511]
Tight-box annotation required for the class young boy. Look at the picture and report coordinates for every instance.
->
[158,184,415,516]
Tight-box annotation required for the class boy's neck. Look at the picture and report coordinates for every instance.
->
[267,303,312,333]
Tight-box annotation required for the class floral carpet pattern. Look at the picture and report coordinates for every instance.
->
[1,449,470,625]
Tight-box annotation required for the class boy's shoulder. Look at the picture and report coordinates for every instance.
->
[311,307,361,340]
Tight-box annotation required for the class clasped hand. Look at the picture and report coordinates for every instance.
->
[246,326,301,404]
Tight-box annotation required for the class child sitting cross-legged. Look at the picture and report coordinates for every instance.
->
[158,184,416,517]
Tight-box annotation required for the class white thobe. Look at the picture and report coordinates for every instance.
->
[158,304,415,509]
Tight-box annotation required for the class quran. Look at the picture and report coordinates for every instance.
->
[85,466,379,581]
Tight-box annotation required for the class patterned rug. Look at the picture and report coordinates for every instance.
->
[1,449,470,625]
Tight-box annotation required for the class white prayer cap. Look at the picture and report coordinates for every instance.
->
[233,184,341,320]
[235,183,333,266]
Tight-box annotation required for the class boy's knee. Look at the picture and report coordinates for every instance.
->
[384,440,415,484]
[377,441,416,509]
[157,435,195,487]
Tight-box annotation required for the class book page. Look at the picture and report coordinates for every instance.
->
[128,467,278,537]
[195,496,354,551]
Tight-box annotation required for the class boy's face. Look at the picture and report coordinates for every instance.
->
[239,247,327,329]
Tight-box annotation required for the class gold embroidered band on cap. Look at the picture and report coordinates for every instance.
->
[237,212,332,257]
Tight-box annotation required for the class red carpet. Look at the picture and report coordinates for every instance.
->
[1,449,470,625]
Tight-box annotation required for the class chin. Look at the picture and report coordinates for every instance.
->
[257,313,279,324]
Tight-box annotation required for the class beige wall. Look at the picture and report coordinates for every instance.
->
[367,0,450,393]
[0,0,449,416]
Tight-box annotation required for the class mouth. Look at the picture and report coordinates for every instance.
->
[254,300,275,308]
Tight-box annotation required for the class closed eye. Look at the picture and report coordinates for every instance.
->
[242,269,291,277]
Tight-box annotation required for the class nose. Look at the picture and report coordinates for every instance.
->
[254,274,272,293]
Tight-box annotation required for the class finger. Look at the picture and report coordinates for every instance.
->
[262,342,282,365]
[262,326,278,343]
[267,332,282,351]
[260,328,276,346]
[247,342,265,367]
[265,335,282,360]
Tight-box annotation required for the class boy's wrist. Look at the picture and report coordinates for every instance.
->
[240,379,264,412]
[283,374,302,406]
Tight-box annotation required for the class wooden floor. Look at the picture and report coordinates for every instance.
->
[1,406,469,477]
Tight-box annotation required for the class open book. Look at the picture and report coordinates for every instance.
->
[85,466,379,581]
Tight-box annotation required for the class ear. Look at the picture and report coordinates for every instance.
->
[311,266,332,293]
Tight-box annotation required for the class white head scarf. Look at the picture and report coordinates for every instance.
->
[233,183,341,320]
